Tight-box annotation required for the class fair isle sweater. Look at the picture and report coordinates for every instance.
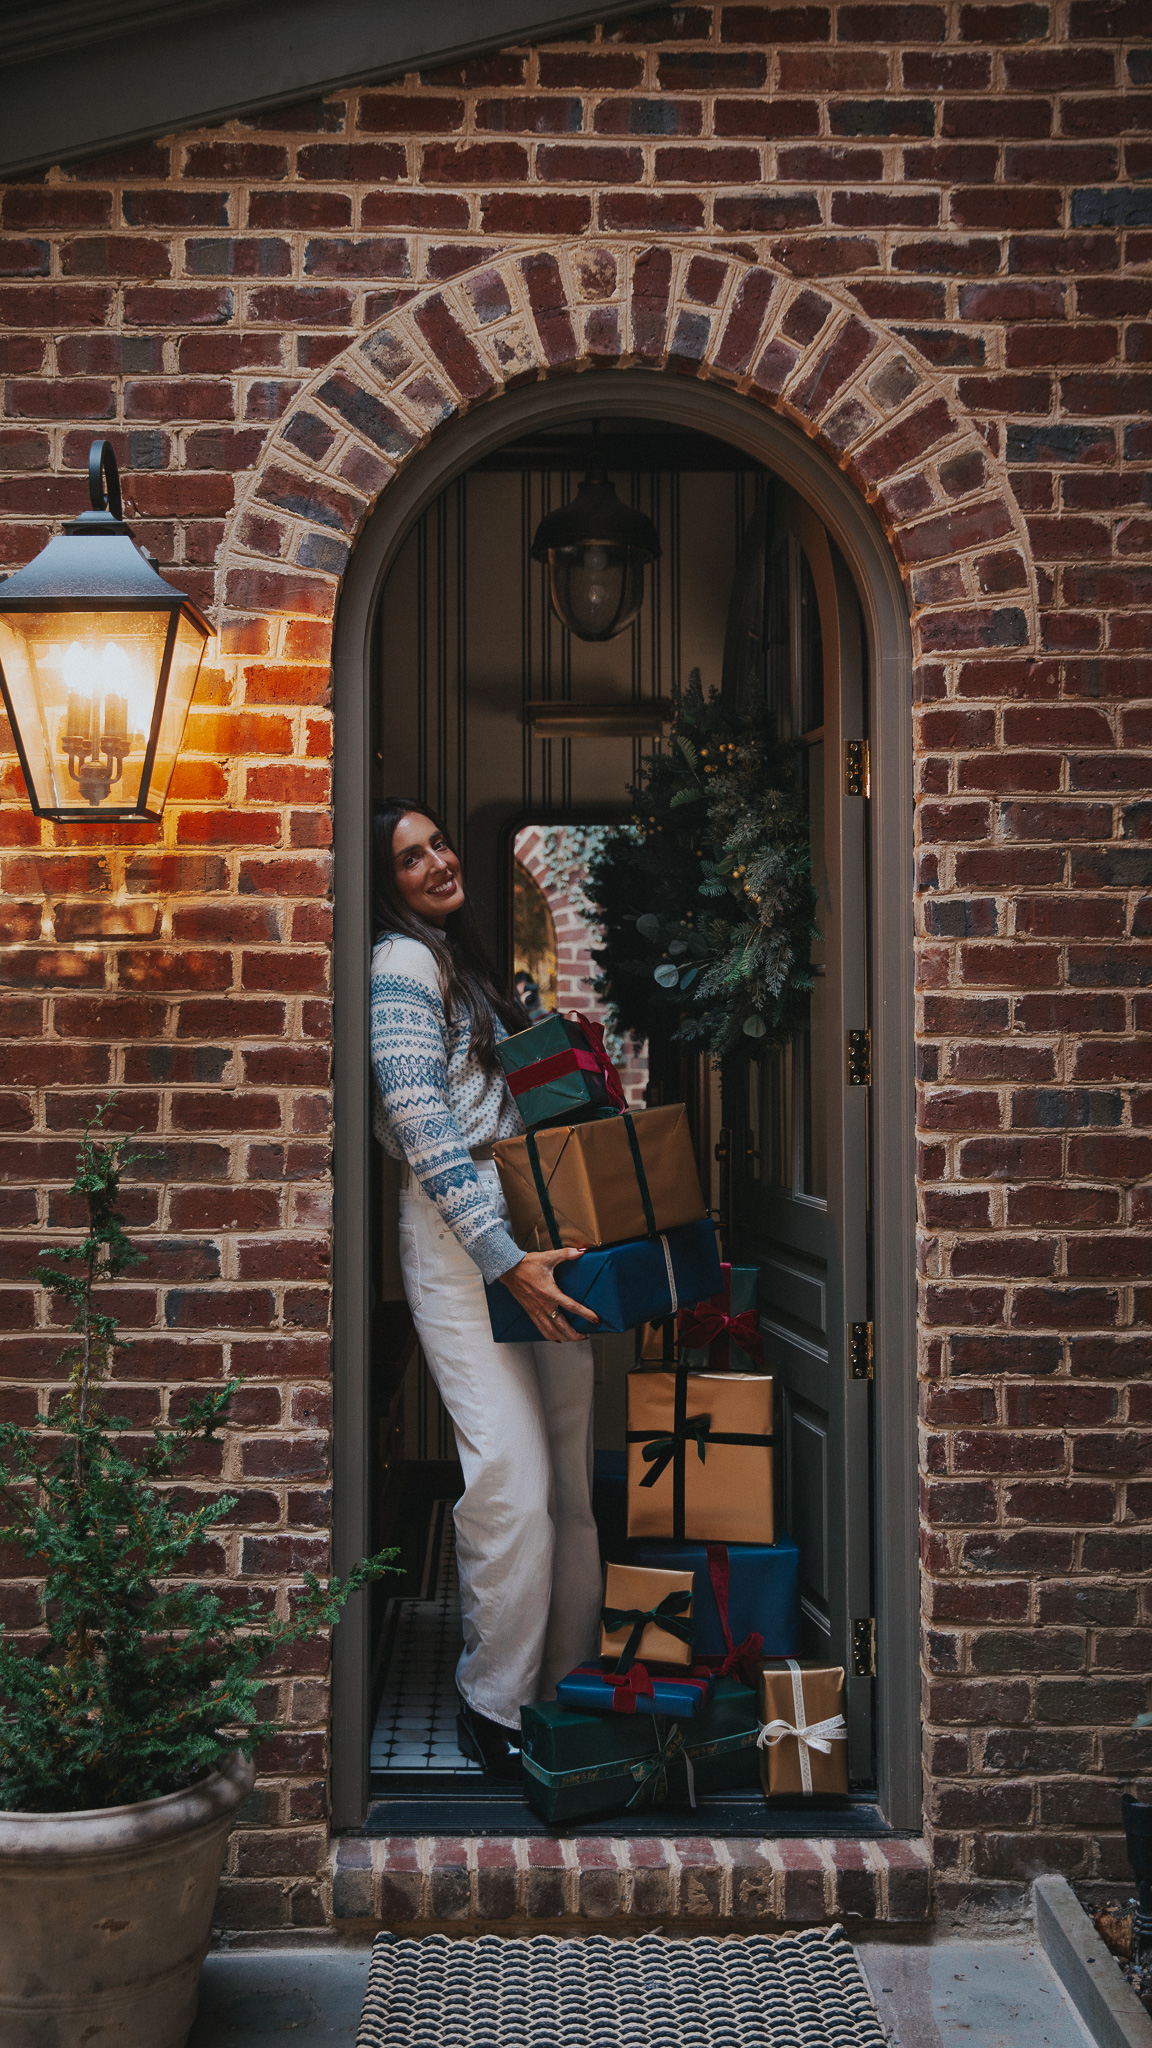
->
[370,933,526,1283]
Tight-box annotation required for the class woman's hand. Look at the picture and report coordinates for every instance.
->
[502,1248,598,1343]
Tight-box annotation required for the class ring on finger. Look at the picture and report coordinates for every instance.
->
[549,1309,560,1322]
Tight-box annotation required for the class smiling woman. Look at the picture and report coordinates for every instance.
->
[367,795,605,1780]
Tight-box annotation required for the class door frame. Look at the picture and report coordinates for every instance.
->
[330,371,919,1830]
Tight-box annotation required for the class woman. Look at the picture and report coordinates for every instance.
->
[369,798,604,1778]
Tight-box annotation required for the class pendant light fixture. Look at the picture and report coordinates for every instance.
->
[0,440,210,820]
[530,427,661,643]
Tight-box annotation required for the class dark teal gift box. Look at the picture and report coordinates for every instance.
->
[497,1012,624,1130]
[520,1676,760,1823]
[630,1535,800,1661]
[485,1218,722,1343]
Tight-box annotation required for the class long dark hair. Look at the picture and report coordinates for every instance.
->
[372,797,527,1070]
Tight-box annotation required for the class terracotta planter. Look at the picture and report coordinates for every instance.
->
[0,1750,255,2048]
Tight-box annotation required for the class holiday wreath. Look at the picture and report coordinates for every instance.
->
[585,670,819,1061]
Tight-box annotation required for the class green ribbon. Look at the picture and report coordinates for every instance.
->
[626,1721,688,1810]
[638,1416,711,1488]
[600,1589,694,1674]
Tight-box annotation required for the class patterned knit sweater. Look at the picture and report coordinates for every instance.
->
[370,932,525,1282]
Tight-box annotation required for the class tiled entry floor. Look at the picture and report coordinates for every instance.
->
[370,1500,479,1776]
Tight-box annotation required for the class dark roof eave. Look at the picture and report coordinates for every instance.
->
[0,0,655,179]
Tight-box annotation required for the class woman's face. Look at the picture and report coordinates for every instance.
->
[392,812,466,926]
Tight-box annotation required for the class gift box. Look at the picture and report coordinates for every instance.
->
[519,1699,696,1825]
[519,1678,758,1823]
[637,1316,678,1364]
[600,1562,695,1669]
[493,1105,705,1253]
[556,1663,714,1719]
[680,1675,762,1795]
[757,1660,849,1797]
[630,1535,800,1663]
[485,1218,723,1344]
[497,1011,625,1131]
[627,1369,774,1543]
[678,1264,764,1374]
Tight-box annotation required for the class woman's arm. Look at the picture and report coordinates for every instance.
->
[371,946,599,1342]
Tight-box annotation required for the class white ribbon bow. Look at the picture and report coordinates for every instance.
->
[756,1659,847,1794]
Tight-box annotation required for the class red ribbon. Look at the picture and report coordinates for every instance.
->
[676,1305,764,1370]
[606,1661,655,1714]
[505,1013,626,1111]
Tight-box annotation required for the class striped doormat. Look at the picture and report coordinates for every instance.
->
[355,1927,887,2048]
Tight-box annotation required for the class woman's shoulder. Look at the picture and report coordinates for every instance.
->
[371,931,443,996]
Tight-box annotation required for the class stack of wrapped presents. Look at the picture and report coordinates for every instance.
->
[485,1012,850,1824]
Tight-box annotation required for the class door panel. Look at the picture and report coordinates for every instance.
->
[724,485,874,1784]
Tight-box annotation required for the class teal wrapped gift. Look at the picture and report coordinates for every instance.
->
[630,1535,800,1662]
[678,1263,764,1373]
[676,1675,761,1795]
[497,1012,625,1130]
[519,1700,695,1825]
[485,1218,722,1343]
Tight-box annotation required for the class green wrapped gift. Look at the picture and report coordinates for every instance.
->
[678,1676,762,1795]
[497,1012,625,1131]
[520,1700,692,1826]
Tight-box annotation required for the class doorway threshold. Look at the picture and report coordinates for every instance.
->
[364,1778,892,1838]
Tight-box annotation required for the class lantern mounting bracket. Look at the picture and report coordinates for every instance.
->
[89,438,123,522]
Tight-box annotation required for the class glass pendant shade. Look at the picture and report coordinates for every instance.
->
[531,470,661,643]
[0,442,209,820]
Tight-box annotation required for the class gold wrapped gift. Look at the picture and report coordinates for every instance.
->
[626,1370,774,1543]
[637,1316,678,1363]
[599,1562,695,1669]
[757,1660,848,1796]
[493,1105,705,1252]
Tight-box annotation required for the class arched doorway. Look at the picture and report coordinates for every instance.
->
[330,372,918,1832]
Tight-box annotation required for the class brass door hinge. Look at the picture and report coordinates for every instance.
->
[852,1616,876,1677]
[846,1029,871,1087]
[849,1321,874,1380]
[844,739,870,798]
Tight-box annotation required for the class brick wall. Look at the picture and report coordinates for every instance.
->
[515,824,649,1112]
[1,1,1150,1928]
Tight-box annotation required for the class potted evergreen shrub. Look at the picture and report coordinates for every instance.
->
[0,1105,394,2048]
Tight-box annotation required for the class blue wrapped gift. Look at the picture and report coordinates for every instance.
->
[630,1534,800,1661]
[485,1217,722,1343]
[555,1663,715,1719]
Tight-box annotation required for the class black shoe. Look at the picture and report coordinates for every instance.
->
[457,1700,522,1780]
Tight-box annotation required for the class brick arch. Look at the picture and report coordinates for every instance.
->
[217,239,1038,667]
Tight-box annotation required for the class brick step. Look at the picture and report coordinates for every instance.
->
[331,1834,932,1928]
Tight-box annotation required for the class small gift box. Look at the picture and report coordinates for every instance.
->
[600,1562,695,1669]
[493,1105,705,1253]
[678,1264,764,1373]
[757,1660,849,1797]
[497,1011,625,1131]
[556,1663,714,1719]
[519,1700,694,1825]
[485,1218,722,1344]
[630,1535,800,1664]
[626,1369,774,1543]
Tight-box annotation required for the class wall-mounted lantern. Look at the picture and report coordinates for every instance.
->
[530,460,661,644]
[0,440,209,821]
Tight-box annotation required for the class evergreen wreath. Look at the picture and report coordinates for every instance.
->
[585,670,818,1060]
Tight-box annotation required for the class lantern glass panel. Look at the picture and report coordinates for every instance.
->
[547,544,645,643]
[147,608,208,816]
[0,609,171,814]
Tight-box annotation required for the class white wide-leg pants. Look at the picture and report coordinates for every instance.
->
[397,1162,603,1730]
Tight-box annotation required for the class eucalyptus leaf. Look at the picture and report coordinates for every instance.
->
[742,1014,768,1038]
[667,939,688,956]
[635,912,661,942]
[679,966,700,987]
[654,964,681,988]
